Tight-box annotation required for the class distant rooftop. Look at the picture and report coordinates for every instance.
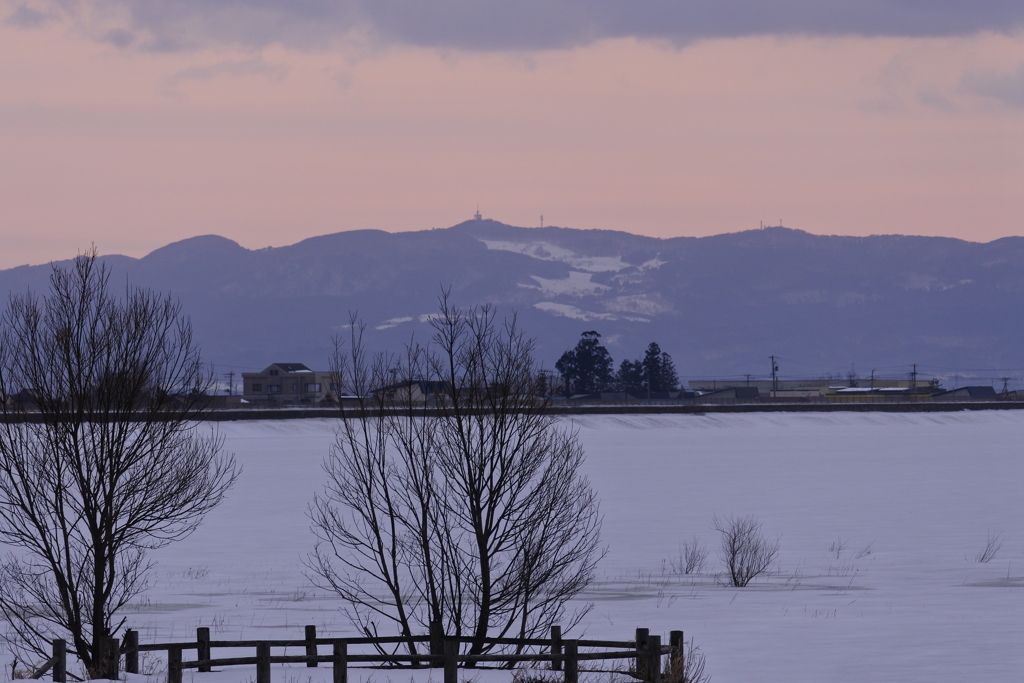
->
[935,386,997,397]
[272,363,312,373]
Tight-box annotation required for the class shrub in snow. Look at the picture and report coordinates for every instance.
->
[670,537,709,575]
[712,514,779,587]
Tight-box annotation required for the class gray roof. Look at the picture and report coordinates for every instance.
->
[272,363,313,373]
[936,385,997,397]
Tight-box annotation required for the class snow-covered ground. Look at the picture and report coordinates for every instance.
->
[5,411,1023,683]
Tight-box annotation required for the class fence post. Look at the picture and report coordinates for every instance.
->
[563,640,577,683]
[634,628,649,680]
[669,631,683,681]
[443,639,458,683]
[51,640,66,683]
[104,638,120,680]
[550,625,562,671]
[647,635,661,683]
[256,643,271,683]
[305,625,318,668]
[167,646,182,683]
[197,627,211,673]
[124,630,139,675]
[429,620,444,668]
[332,640,347,683]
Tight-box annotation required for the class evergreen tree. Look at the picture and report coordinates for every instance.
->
[616,358,645,395]
[555,331,614,395]
[641,342,680,393]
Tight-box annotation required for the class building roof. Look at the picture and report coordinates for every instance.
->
[699,387,760,399]
[834,387,908,394]
[935,386,997,398]
[270,363,313,373]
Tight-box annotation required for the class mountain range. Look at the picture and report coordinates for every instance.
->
[3,219,1023,384]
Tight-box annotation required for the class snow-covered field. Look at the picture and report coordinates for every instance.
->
[5,411,1023,683]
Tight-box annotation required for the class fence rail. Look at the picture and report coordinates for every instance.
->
[34,626,686,683]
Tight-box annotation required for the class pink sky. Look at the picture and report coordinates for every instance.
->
[1,6,1022,269]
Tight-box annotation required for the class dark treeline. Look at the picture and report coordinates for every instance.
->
[554,331,679,397]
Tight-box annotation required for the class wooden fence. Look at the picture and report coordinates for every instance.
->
[32,626,686,683]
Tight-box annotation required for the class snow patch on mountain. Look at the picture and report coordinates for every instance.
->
[533,302,618,321]
[603,295,672,316]
[532,301,651,323]
[526,272,610,297]
[900,273,975,292]
[375,316,413,330]
[640,257,667,270]
[480,240,631,272]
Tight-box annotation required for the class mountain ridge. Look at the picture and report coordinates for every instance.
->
[3,220,1022,381]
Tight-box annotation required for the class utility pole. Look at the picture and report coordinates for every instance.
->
[224,371,235,396]
[909,364,918,398]
[770,356,779,396]
[870,369,876,390]
[1001,377,1011,395]
[745,374,752,387]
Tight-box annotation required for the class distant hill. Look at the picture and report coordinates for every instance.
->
[3,220,1023,383]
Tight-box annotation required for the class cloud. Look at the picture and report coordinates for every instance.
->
[102,27,135,48]
[167,57,288,84]
[4,3,56,28]
[16,0,1024,52]
[961,63,1024,107]
[915,89,957,112]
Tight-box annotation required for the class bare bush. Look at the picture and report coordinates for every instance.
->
[510,670,560,683]
[670,537,708,575]
[712,515,779,587]
[973,532,1003,563]
[666,637,710,683]
[0,252,238,676]
[828,537,847,559]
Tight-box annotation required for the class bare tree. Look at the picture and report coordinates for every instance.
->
[0,251,238,676]
[670,537,708,576]
[307,321,437,657]
[712,515,779,587]
[309,298,602,662]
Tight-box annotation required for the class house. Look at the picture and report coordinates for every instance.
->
[241,363,337,404]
